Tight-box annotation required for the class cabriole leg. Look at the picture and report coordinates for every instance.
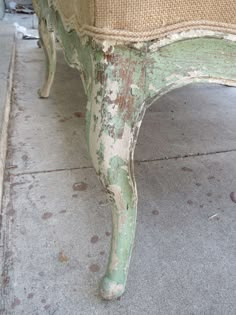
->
[88,111,144,300]
[38,17,56,98]
[86,47,146,299]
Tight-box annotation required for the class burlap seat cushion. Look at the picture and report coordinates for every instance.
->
[52,0,236,41]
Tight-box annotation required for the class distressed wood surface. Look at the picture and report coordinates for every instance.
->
[146,37,236,103]
[33,0,236,300]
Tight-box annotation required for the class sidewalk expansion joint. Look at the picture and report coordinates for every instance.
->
[6,148,236,177]
[138,148,236,164]
[7,165,94,177]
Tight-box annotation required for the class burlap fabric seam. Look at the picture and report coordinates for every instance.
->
[62,21,236,42]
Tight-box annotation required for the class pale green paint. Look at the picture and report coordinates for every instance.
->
[33,0,236,300]
[146,38,236,101]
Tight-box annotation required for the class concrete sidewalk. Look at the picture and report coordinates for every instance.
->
[1,24,236,314]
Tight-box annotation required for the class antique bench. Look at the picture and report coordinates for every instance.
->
[32,0,236,300]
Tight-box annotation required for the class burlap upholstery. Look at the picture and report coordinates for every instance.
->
[51,0,236,42]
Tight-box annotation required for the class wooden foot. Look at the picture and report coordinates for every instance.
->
[38,18,56,98]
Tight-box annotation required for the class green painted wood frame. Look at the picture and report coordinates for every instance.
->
[33,0,236,300]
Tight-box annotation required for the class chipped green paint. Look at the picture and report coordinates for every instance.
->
[107,156,134,207]
[145,38,236,102]
[33,0,236,300]
[96,142,105,166]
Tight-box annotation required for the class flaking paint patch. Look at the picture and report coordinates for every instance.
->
[108,104,119,117]
[108,186,126,216]
[130,84,139,90]
[133,42,145,50]
[90,124,132,175]
[102,41,115,54]
[225,34,236,41]
[99,124,132,173]
[187,70,205,77]
[107,79,119,102]
[148,83,158,92]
